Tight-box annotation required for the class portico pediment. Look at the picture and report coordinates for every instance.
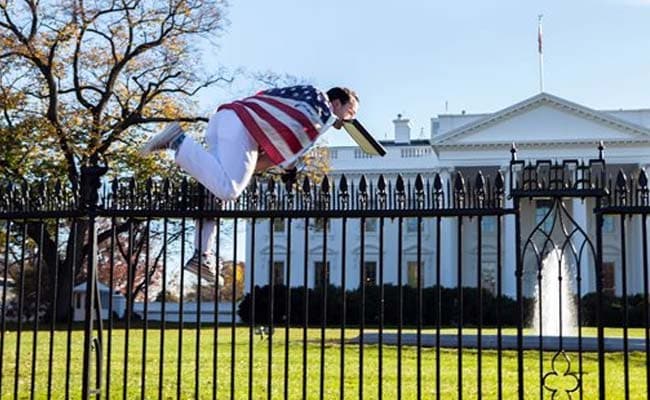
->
[433,93,650,149]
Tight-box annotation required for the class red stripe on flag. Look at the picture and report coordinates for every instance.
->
[241,100,303,153]
[254,96,320,140]
[218,103,285,165]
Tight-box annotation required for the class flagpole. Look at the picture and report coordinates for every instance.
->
[538,14,544,92]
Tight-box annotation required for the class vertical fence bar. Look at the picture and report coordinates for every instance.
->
[359,217,366,400]
[213,217,221,400]
[378,217,385,400]
[456,216,463,400]
[230,218,239,400]
[476,215,483,400]
[283,218,292,400]
[106,218,116,400]
[65,220,78,399]
[302,217,309,400]
[29,222,45,400]
[0,220,8,397]
[537,231,544,400]
[416,216,423,400]
[595,202,606,399]
[642,213,650,398]
[159,217,168,400]
[141,218,151,400]
[47,218,60,399]
[248,218,256,400]
[339,217,347,400]
[13,222,26,400]
[82,166,102,400]
[124,219,134,400]
[577,215,584,400]
[177,217,187,400]
[195,218,204,400]
[514,197,525,400]
[268,218,275,400]
[620,215,629,399]
[397,216,403,400]
[496,215,503,400]
[435,217,442,400]
[320,218,328,400]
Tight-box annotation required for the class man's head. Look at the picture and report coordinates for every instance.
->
[327,87,359,123]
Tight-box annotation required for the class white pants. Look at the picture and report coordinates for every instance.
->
[175,109,259,252]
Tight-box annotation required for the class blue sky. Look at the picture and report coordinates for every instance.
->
[198,0,650,146]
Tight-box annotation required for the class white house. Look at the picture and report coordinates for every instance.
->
[245,92,650,299]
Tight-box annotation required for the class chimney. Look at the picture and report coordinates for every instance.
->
[393,113,411,144]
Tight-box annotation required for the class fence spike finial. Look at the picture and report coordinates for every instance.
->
[377,174,386,193]
[302,176,311,194]
[433,173,443,191]
[638,168,648,188]
[339,174,348,193]
[415,174,424,193]
[359,175,368,193]
[395,175,405,194]
[616,169,627,189]
[598,141,605,160]
[321,175,330,193]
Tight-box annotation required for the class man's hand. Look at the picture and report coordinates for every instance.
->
[281,167,297,185]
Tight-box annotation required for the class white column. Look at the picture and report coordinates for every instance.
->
[502,166,517,298]
[572,197,590,294]
[440,168,458,287]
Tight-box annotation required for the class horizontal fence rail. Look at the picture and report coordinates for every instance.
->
[1,147,649,399]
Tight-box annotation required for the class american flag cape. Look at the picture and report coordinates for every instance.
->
[218,85,333,165]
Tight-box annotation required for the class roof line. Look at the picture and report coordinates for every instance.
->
[433,92,650,145]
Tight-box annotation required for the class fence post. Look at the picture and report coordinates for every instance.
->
[80,164,107,400]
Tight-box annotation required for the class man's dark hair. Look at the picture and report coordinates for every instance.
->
[326,87,359,105]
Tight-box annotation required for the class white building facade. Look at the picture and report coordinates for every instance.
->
[245,93,650,299]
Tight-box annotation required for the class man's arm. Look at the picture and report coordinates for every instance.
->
[255,152,297,184]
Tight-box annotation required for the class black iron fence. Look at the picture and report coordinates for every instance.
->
[0,146,648,399]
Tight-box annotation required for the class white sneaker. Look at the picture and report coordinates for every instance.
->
[140,122,184,156]
[184,250,217,284]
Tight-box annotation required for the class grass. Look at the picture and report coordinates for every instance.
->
[0,326,648,399]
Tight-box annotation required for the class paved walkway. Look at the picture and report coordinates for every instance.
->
[351,333,647,352]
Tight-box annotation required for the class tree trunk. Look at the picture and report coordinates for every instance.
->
[55,220,88,322]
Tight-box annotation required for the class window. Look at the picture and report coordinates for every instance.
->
[481,216,497,233]
[407,261,423,288]
[406,218,420,234]
[602,262,615,295]
[364,261,377,286]
[273,261,285,286]
[365,218,378,233]
[535,200,554,233]
[273,219,285,234]
[314,261,330,289]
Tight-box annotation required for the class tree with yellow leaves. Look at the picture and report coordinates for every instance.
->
[0,0,231,320]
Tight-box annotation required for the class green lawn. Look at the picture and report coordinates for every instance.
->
[0,326,647,399]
